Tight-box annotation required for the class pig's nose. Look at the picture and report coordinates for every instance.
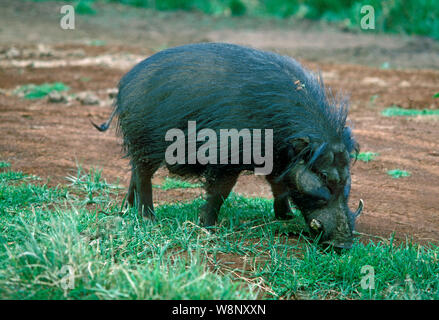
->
[321,240,353,251]
[333,241,353,250]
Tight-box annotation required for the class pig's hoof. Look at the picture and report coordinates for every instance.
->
[199,210,216,228]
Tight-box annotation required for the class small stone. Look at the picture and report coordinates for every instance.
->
[77,92,100,105]
[47,91,67,103]
[107,88,118,99]
[5,47,21,59]
[37,44,53,57]
[69,49,86,57]
[399,80,411,88]
[361,77,387,87]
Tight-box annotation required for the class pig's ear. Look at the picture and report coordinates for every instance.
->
[290,137,310,154]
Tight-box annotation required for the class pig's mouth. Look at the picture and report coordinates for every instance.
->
[308,199,364,250]
[322,240,353,250]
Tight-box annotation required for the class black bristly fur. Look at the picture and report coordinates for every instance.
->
[102,42,357,178]
[94,42,361,246]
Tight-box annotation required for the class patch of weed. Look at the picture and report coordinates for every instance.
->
[387,169,411,179]
[382,106,439,117]
[158,177,202,190]
[14,82,69,100]
[357,152,379,163]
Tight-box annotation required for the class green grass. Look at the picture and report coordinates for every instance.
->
[0,168,67,215]
[387,169,411,179]
[75,0,97,15]
[1,164,438,299]
[156,177,202,190]
[28,0,439,39]
[65,165,123,205]
[0,162,11,169]
[382,106,439,117]
[14,82,70,100]
[356,152,379,163]
[88,39,106,46]
[101,0,439,39]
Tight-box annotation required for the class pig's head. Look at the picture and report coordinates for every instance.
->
[285,136,362,250]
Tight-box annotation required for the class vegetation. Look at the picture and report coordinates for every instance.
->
[28,0,439,38]
[0,162,11,169]
[1,163,438,299]
[382,106,439,117]
[157,177,202,190]
[387,169,411,179]
[14,82,70,100]
[101,0,439,39]
[75,0,97,15]
[357,152,378,163]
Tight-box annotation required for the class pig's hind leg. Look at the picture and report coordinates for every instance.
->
[129,161,158,219]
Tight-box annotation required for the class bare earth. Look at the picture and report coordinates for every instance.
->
[1,1,439,245]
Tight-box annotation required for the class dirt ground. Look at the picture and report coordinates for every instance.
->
[1,1,439,246]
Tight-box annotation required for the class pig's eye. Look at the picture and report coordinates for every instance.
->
[315,199,328,207]
[317,171,328,184]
